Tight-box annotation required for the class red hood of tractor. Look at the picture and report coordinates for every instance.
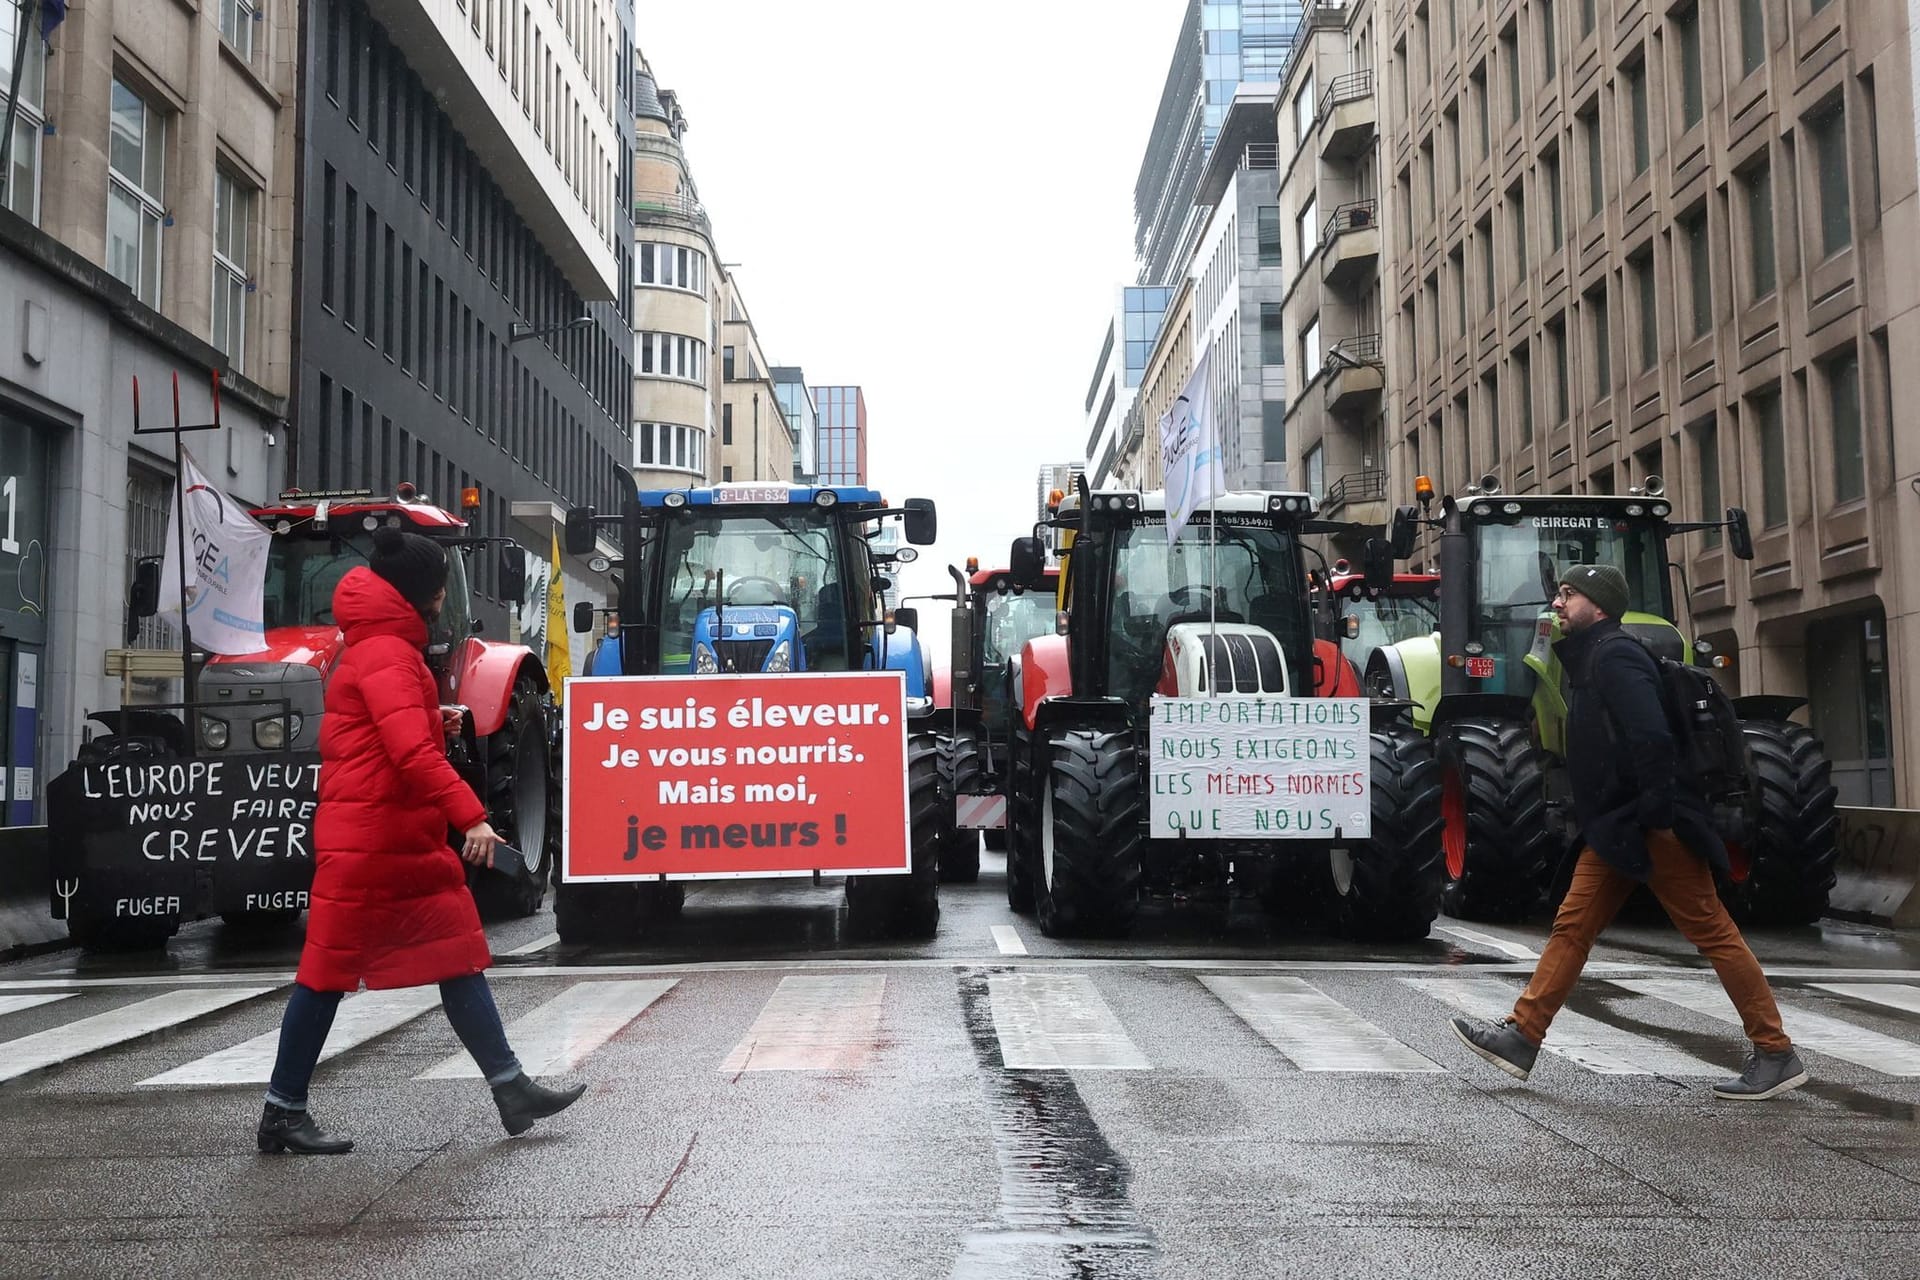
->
[205,625,345,673]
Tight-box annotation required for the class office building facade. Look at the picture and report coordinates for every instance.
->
[811,385,867,486]
[772,368,818,483]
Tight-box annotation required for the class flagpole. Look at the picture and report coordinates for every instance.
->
[172,422,198,716]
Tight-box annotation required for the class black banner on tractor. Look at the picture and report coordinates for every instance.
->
[46,752,321,922]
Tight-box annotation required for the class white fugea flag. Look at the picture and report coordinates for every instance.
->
[157,447,273,655]
[1158,348,1222,543]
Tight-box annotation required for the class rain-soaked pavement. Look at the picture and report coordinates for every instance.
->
[1,848,1917,1279]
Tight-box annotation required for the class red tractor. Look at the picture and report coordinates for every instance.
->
[51,484,556,950]
[1314,566,1441,685]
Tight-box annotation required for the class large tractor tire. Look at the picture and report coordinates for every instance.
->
[471,674,557,921]
[845,731,942,938]
[1003,726,1039,914]
[1437,716,1553,921]
[1035,730,1142,938]
[1720,720,1840,926]
[553,881,642,945]
[1325,722,1446,940]
[68,914,177,953]
[936,728,984,884]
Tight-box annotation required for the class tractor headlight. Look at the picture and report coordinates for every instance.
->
[1624,503,1646,517]
[663,491,689,509]
[814,489,838,508]
[1471,502,1493,517]
[199,715,230,750]
[694,643,720,674]
[253,716,286,749]
[1650,501,1671,518]
[764,641,793,672]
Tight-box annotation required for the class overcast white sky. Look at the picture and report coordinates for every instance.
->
[637,2,1185,656]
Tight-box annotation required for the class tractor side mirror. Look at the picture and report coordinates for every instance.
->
[498,547,527,602]
[1725,507,1755,561]
[572,601,595,633]
[893,606,919,633]
[1389,505,1419,561]
[903,498,938,546]
[872,574,894,595]
[129,557,162,619]
[1362,539,1394,592]
[564,506,596,556]
[1009,536,1047,589]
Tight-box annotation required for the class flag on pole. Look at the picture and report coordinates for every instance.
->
[42,1,68,38]
[546,531,570,706]
[157,447,272,655]
[1158,349,1221,543]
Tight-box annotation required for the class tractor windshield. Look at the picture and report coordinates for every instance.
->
[262,533,373,629]
[981,588,1056,667]
[1472,512,1668,696]
[1343,592,1440,665]
[655,507,863,670]
[1105,518,1307,706]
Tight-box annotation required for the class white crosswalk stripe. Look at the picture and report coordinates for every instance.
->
[720,975,886,1073]
[1810,983,1920,1019]
[0,987,277,1084]
[140,987,444,1087]
[416,979,676,1080]
[1615,977,1920,1076]
[988,973,1149,1070]
[1409,977,1726,1076]
[1204,976,1442,1072]
[0,993,75,1019]
[990,925,1028,956]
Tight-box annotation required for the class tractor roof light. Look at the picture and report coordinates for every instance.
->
[361,514,380,531]
[1651,501,1671,518]
[1414,474,1435,503]
[1470,502,1494,517]
[814,489,839,508]
[1625,503,1646,517]
[461,486,481,513]
[966,555,979,573]
[1501,501,1523,515]
[663,491,689,509]
[1048,488,1065,510]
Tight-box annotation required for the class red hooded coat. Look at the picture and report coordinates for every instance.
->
[295,566,491,992]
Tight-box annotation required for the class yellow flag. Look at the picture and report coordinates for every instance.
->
[546,531,570,706]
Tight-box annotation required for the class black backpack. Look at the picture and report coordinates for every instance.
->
[1598,633,1758,841]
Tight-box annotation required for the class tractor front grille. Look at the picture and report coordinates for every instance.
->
[1197,632,1287,694]
[717,639,775,672]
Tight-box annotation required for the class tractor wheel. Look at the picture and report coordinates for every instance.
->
[1035,730,1142,938]
[471,674,556,921]
[553,881,643,945]
[936,728,984,883]
[845,732,942,938]
[1325,722,1445,940]
[1437,716,1552,921]
[1720,720,1840,926]
[1003,727,1038,914]
[68,914,177,953]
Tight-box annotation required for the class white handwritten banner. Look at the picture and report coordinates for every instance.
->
[1148,696,1371,839]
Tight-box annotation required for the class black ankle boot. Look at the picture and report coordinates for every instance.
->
[491,1072,586,1136]
[257,1102,354,1155]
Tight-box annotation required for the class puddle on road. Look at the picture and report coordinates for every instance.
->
[951,969,1157,1280]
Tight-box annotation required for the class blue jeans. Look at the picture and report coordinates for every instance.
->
[264,973,522,1109]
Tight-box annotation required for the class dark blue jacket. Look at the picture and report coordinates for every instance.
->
[1554,619,1730,879]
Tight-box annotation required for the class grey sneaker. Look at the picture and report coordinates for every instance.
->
[1450,1015,1540,1081]
[1713,1046,1809,1101]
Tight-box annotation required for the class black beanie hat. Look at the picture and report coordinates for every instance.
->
[370,526,449,612]
[1559,562,1630,619]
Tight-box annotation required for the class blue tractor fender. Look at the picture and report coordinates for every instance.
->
[587,633,623,676]
[867,625,929,699]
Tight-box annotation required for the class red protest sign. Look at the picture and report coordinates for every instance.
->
[562,672,910,880]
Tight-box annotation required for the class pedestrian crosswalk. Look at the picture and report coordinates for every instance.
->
[2,967,1919,1093]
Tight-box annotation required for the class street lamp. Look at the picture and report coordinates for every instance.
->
[509,315,595,343]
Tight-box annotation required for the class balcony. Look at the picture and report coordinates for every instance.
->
[1324,334,1385,415]
[1320,200,1380,290]
[1319,468,1388,524]
[1318,70,1376,161]
[633,189,712,238]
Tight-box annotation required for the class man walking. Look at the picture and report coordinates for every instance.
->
[1449,562,1808,1101]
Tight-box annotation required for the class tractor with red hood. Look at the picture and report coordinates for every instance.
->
[48,484,555,951]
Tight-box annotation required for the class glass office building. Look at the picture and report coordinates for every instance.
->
[810,385,867,486]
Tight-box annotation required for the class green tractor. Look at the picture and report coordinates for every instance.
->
[1366,478,1839,925]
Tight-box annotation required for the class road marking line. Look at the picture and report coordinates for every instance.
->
[0,987,276,1085]
[1409,978,1724,1076]
[1432,924,1540,961]
[1203,975,1442,1072]
[416,979,676,1080]
[988,973,1150,1070]
[504,932,561,956]
[140,987,443,1087]
[1811,983,1920,1018]
[1616,977,1920,1077]
[719,975,887,1073]
[0,993,74,1019]
[991,925,1028,956]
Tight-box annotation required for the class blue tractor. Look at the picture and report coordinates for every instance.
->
[560,481,942,941]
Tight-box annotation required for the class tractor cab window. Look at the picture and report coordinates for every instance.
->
[262,532,373,629]
[981,588,1056,667]
[1107,518,1306,705]
[431,546,473,651]
[656,507,848,670]
[1343,592,1440,663]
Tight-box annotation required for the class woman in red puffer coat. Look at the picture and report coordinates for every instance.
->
[256,526,584,1155]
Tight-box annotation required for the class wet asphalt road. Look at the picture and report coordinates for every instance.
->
[1,850,1917,1280]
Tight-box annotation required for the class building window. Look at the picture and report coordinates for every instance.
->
[1581,106,1604,219]
[1472,65,1490,157]
[1548,318,1569,424]
[1301,317,1321,377]
[1257,206,1283,267]
[722,402,733,445]
[1694,417,1722,546]
[1508,185,1527,274]
[1538,0,1556,83]
[637,241,706,293]
[1580,0,1595,36]
[1739,0,1765,79]
[320,165,336,312]
[0,6,46,221]
[1501,25,1521,123]
[107,78,166,307]
[1675,5,1703,130]
[1514,344,1533,444]
[638,333,707,383]
[1294,71,1315,143]
[1632,251,1658,371]
[1478,215,1496,313]
[1752,387,1787,528]
[1544,151,1563,250]
[1304,442,1324,500]
[1809,98,1851,258]
[1826,351,1864,504]
[1483,372,1501,461]
[1259,303,1285,366]
[211,169,253,367]
[221,0,259,63]
[1297,194,1318,263]
[1742,160,1776,299]
[1682,208,1711,339]
[723,346,736,381]
[1627,59,1650,177]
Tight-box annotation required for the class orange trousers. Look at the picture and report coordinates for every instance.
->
[1511,830,1791,1053]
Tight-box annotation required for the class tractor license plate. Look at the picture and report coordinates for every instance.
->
[1465,656,1496,679]
[713,484,790,504]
